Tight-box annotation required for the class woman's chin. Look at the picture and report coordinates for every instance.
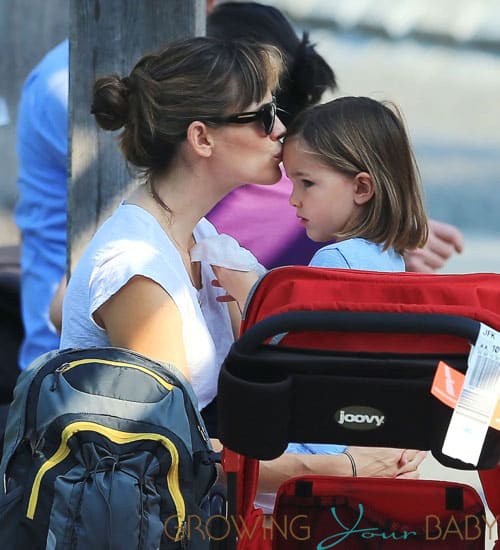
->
[255,170,282,186]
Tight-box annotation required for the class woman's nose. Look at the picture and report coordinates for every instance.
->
[270,115,286,141]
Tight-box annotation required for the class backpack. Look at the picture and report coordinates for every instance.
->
[0,347,218,549]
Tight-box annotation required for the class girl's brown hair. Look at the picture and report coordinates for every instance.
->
[287,96,428,253]
[91,36,282,181]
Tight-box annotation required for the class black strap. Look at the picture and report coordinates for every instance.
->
[236,311,480,354]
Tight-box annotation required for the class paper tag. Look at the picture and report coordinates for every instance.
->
[441,323,500,465]
[431,361,499,429]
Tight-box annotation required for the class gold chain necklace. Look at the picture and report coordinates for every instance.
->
[147,182,193,250]
[147,182,201,293]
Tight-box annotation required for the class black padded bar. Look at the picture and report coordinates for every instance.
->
[235,311,481,354]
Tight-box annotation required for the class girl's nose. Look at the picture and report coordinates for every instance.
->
[289,188,300,207]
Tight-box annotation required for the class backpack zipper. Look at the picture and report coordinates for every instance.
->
[59,358,211,452]
[56,359,174,391]
[26,420,187,542]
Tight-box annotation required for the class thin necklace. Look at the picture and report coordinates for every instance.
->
[147,182,201,294]
[147,181,193,250]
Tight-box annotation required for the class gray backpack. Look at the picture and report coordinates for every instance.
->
[0,347,218,549]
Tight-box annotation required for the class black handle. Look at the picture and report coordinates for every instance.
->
[236,311,481,354]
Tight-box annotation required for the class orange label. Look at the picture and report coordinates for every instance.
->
[493,399,500,431]
[431,361,500,431]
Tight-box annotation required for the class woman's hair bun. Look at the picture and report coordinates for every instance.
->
[91,74,130,131]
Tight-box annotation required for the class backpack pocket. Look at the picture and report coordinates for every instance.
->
[47,462,165,549]
[23,419,190,549]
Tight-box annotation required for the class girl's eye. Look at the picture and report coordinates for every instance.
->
[302,179,314,188]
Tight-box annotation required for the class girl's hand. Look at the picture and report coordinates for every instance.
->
[211,266,259,311]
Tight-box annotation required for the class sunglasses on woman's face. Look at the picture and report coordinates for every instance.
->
[206,98,277,135]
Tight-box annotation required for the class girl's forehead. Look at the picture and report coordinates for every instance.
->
[283,137,317,158]
[283,136,305,151]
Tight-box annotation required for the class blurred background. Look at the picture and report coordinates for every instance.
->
[0,0,499,270]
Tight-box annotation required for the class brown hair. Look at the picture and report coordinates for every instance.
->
[91,36,282,181]
[286,96,428,253]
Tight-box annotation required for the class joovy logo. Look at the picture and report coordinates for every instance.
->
[335,406,385,431]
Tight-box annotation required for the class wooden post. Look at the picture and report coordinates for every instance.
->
[68,0,205,271]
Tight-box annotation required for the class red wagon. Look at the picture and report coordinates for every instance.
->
[216,267,500,549]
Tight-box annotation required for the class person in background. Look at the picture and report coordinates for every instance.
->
[14,39,68,371]
[206,2,463,271]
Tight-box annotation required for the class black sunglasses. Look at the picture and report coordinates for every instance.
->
[205,98,277,135]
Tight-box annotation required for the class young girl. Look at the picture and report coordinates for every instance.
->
[277,95,428,461]
[284,95,428,271]
[212,95,427,493]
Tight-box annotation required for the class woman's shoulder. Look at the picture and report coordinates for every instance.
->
[87,204,178,274]
[92,203,166,247]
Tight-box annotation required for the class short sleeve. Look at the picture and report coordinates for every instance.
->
[309,247,350,268]
[88,240,183,318]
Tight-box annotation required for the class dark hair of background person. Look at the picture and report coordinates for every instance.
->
[207,1,337,126]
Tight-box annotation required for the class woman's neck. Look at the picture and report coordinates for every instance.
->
[128,179,204,290]
[128,156,234,249]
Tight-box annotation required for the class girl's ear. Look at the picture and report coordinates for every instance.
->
[353,172,374,205]
[186,121,214,158]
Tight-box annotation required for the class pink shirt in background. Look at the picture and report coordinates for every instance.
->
[207,173,324,269]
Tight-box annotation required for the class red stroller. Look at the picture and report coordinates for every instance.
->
[216,267,500,549]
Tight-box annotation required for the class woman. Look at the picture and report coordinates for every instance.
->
[60,36,283,409]
[60,36,424,492]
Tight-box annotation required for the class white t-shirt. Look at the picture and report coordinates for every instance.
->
[60,203,234,410]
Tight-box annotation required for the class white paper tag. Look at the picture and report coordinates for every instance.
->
[0,96,10,126]
[442,323,500,465]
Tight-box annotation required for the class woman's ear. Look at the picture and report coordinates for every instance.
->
[186,121,214,158]
[353,172,374,205]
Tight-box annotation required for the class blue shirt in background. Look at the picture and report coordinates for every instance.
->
[14,40,69,369]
